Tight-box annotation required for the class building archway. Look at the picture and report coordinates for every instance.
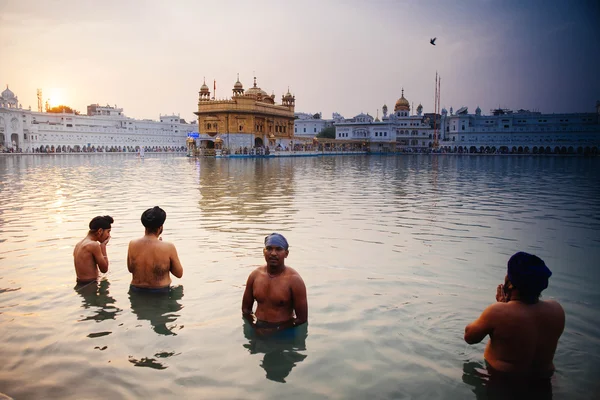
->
[254,137,264,147]
[11,133,19,149]
[568,146,574,154]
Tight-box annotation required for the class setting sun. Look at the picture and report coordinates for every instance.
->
[46,88,67,108]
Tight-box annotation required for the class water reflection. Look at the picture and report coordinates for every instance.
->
[242,320,308,383]
[128,285,184,336]
[462,361,553,400]
[197,158,298,229]
[74,279,121,322]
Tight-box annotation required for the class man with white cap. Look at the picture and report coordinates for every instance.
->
[242,233,308,335]
[464,252,565,378]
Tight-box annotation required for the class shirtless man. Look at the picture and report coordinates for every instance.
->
[127,206,183,293]
[464,252,565,378]
[73,216,113,284]
[242,233,308,335]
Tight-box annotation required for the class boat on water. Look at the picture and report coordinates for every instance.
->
[0,85,193,154]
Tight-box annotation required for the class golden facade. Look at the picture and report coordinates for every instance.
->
[194,76,295,150]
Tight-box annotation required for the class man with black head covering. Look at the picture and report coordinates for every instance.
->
[127,206,183,293]
[242,233,308,336]
[464,252,565,378]
[74,215,114,284]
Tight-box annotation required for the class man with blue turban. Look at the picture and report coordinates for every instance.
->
[464,252,565,378]
[242,233,308,335]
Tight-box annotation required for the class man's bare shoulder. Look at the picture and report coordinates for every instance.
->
[283,265,302,276]
[285,267,306,284]
[160,240,178,250]
[539,299,565,316]
[81,239,99,251]
[253,265,267,275]
[480,302,507,318]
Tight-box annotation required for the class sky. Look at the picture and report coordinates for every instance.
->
[1,0,599,122]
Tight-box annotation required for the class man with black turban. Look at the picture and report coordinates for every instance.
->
[127,206,183,293]
[73,215,114,284]
[464,252,565,378]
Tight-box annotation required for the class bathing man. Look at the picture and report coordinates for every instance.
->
[464,252,565,377]
[73,215,114,284]
[127,206,183,293]
[242,233,308,335]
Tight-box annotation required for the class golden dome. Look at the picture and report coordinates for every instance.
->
[246,87,267,96]
[245,76,268,97]
[394,89,410,112]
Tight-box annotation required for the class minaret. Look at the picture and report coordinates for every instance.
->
[199,77,211,101]
[232,73,244,97]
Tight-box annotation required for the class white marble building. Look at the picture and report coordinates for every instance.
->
[334,86,600,154]
[334,89,435,153]
[0,85,193,153]
[293,112,340,138]
[439,103,600,154]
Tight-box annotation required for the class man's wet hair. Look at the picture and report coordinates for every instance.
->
[141,206,166,233]
[89,215,114,231]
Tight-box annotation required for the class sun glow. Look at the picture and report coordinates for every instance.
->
[46,88,67,108]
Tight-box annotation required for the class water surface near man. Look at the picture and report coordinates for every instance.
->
[0,154,599,399]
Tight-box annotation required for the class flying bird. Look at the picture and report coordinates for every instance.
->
[430,37,436,46]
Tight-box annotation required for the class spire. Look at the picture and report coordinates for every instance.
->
[401,88,404,97]
[237,73,240,81]
[253,76,257,88]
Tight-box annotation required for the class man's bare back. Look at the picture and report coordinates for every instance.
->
[128,206,182,289]
[73,216,112,283]
[469,299,565,376]
[128,236,183,288]
[465,252,564,378]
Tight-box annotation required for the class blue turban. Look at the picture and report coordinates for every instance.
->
[507,252,552,295]
[264,233,289,250]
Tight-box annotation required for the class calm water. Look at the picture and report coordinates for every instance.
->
[0,154,599,399]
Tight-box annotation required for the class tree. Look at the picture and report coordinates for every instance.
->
[312,113,321,119]
[47,105,80,115]
[317,126,336,139]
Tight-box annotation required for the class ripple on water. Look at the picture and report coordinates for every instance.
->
[0,154,599,399]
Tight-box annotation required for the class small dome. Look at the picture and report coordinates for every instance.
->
[200,82,209,93]
[234,78,243,90]
[2,85,15,99]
